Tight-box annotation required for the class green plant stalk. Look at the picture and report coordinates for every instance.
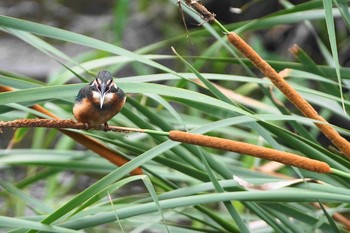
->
[214,19,229,34]
[330,168,350,179]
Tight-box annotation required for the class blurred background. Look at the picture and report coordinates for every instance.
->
[1,0,335,78]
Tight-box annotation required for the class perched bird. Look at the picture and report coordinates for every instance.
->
[73,70,126,129]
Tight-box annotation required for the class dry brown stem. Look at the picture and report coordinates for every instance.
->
[0,119,144,133]
[169,130,331,173]
[184,0,216,22]
[227,32,350,158]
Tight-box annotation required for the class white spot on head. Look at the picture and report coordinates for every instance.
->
[97,78,102,85]
[91,80,98,87]
[106,79,112,86]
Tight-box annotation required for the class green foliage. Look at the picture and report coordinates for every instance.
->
[1,1,350,232]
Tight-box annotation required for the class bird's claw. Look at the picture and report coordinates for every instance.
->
[103,122,109,132]
[84,123,90,130]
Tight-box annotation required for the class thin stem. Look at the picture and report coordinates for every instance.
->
[0,119,167,136]
[144,129,170,136]
[214,19,229,34]
[330,168,350,179]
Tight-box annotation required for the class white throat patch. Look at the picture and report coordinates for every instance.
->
[92,91,114,104]
[103,92,114,103]
[92,91,101,100]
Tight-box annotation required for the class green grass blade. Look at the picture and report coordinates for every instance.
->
[59,189,350,229]
[27,139,182,232]
[334,0,350,29]
[141,176,170,233]
[196,147,244,232]
[0,216,80,233]
[322,0,345,112]
[318,202,341,233]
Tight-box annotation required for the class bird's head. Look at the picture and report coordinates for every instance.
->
[91,71,116,109]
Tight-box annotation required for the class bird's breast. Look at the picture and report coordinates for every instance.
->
[73,93,125,126]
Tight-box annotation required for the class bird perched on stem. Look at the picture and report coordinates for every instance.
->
[73,71,126,129]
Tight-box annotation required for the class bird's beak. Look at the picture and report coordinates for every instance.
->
[99,83,107,109]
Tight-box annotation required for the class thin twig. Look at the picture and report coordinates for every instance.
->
[177,0,192,43]
[0,118,145,133]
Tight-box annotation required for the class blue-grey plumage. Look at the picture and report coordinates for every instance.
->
[73,71,126,127]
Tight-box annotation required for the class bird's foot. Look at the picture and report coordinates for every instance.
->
[84,123,90,130]
[103,122,109,132]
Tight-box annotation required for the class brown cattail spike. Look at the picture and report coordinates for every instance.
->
[169,130,331,173]
[227,32,350,158]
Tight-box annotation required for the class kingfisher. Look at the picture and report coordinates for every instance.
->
[73,70,126,129]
